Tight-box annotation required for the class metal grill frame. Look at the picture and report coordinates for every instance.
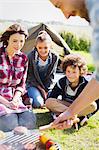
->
[0,130,61,150]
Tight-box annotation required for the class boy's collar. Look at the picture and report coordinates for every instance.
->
[66,76,85,87]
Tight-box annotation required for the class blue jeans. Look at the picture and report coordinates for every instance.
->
[27,87,44,108]
[0,111,36,132]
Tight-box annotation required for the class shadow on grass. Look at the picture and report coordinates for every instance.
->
[35,109,77,135]
[35,111,53,128]
[63,127,78,135]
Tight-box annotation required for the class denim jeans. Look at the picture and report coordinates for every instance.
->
[27,87,44,108]
[0,111,36,132]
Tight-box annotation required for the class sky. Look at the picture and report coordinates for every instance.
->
[0,0,89,26]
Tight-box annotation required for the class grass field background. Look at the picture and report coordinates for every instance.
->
[34,108,99,150]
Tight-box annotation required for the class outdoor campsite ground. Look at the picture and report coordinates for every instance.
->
[34,108,99,150]
[34,51,98,150]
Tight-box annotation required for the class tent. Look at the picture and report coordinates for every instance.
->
[22,23,71,58]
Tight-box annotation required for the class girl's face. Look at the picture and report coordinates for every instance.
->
[7,33,25,53]
[66,65,80,84]
[36,40,50,59]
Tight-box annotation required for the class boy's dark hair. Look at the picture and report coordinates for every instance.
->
[0,24,28,47]
[62,54,88,76]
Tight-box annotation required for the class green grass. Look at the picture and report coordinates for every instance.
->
[33,108,99,150]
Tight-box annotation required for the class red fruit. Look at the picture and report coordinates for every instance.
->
[46,140,55,150]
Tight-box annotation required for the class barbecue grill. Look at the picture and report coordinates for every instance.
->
[0,130,61,150]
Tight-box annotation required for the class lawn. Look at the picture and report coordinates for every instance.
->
[34,108,99,150]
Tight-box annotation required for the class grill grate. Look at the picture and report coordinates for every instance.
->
[0,130,61,150]
[0,130,40,145]
[0,130,40,150]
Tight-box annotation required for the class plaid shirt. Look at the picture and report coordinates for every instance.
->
[0,47,28,101]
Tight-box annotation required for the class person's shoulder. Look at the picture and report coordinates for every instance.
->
[0,47,3,51]
[51,52,58,57]
[59,75,66,84]
[51,52,59,62]
[83,73,93,82]
[0,47,5,55]
[27,48,36,58]
[80,76,88,84]
[57,75,66,89]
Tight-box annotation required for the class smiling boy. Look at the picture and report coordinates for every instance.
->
[46,54,97,125]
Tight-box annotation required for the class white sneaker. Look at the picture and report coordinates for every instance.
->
[80,116,88,126]
[51,112,59,120]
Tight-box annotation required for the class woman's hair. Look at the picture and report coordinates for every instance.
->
[0,24,28,47]
[35,30,52,46]
[61,54,88,76]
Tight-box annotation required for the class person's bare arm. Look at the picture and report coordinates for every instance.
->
[11,90,22,108]
[53,78,99,125]
[68,78,99,115]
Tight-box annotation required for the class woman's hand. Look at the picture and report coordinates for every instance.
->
[54,120,74,130]
[53,112,79,130]
[5,100,19,110]
[10,98,20,109]
[53,111,73,125]
[11,90,22,109]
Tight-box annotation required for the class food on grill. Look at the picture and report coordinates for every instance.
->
[39,134,60,150]
[0,132,60,150]
[13,126,28,135]
[0,144,11,150]
[39,134,49,144]
[23,142,36,150]
[0,130,6,140]
[46,140,55,149]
